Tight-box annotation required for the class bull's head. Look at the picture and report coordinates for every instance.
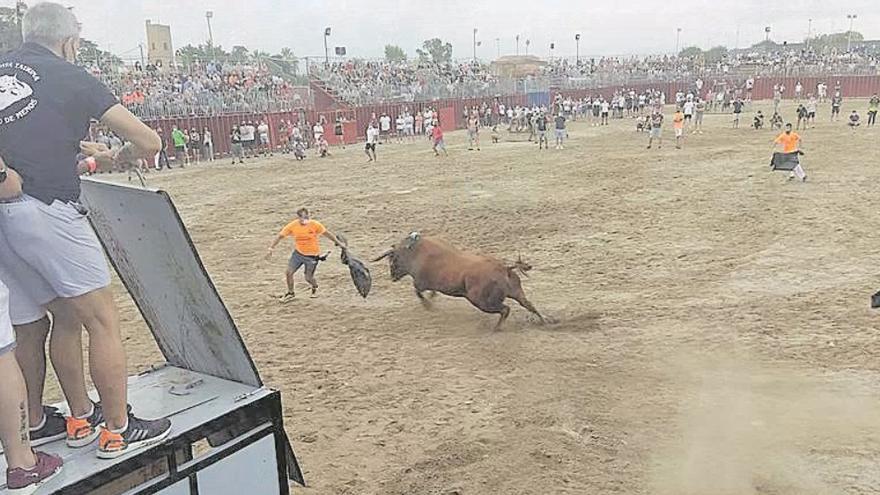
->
[372,232,421,281]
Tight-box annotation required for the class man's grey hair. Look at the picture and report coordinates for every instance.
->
[22,2,81,46]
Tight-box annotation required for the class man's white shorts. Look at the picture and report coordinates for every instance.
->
[675,128,684,137]
[0,279,16,355]
[0,195,110,325]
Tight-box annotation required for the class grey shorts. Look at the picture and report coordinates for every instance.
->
[0,194,110,325]
[260,134,270,145]
[650,127,662,138]
[555,129,565,139]
[288,251,319,278]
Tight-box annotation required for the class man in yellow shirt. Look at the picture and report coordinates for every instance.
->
[267,208,346,301]
[772,123,806,182]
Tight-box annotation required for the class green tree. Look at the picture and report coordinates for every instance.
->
[416,38,452,64]
[269,47,300,75]
[678,46,702,58]
[705,45,728,62]
[384,44,407,62]
[806,31,864,50]
[0,3,25,53]
[77,39,122,68]
[231,45,250,62]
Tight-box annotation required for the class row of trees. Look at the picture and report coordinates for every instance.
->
[385,38,453,64]
[678,31,869,62]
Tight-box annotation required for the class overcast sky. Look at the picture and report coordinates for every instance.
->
[57,0,880,62]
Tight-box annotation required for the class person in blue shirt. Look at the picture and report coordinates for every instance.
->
[0,2,170,464]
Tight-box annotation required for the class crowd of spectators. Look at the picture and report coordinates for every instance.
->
[311,59,518,105]
[78,46,880,118]
[86,61,309,119]
[544,46,880,89]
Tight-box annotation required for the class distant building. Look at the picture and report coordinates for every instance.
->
[145,20,173,67]
[490,55,547,78]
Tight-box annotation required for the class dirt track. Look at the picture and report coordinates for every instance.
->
[97,100,880,494]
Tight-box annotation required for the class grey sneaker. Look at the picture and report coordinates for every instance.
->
[29,406,66,447]
[97,414,171,459]
[5,451,63,495]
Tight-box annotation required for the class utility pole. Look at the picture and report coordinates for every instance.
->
[473,28,478,61]
[324,27,332,64]
[675,27,682,55]
[525,39,530,55]
[575,33,581,65]
[496,38,500,58]
[846,14,857,52]
[515,34,520,55]
[139,43,145,67]
[205,11,215,60]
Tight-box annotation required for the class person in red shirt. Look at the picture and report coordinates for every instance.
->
[432,121,447,157]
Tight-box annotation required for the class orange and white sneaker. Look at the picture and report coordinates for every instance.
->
[66,402,103,448]
[97,414,172,459]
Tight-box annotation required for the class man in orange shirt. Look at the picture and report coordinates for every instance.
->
[672,109,685,149]
[772,123,806,182]
[266,208,346,301]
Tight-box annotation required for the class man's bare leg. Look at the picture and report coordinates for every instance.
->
[0,351,37,469]
[45,303,92,418]
[59,288,127,430]
[13,317,50,426]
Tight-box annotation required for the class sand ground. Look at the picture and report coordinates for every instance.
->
[69,99,880,494]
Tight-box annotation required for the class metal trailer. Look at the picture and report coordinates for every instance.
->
[1,179,304,494]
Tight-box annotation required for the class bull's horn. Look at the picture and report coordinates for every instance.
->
[372,249,394,262]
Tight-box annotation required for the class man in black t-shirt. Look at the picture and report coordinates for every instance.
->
[0,3,170,462]
[554,113,567,150]
[535,112,548,150]
[732,98,744,128]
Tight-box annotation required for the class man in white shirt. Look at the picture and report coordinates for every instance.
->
[258,121,271,156]
[395,114,405,143]
[682,99,695,128]
[312,120,324,144]
[379,113,391,143]
[364,123,379,162]
[404,112,414,140]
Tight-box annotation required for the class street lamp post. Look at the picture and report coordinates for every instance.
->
[515,34,520,55]
[324,27,331,64]
[205,11,215,61]
[525,39,530,55]
[473,28,478,61]
[846,14,858,52]
[765,26,771,42]
[675,27,682,55]
[496,38,501,58]
[575,33,581,65]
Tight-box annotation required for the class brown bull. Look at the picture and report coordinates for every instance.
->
[373,233,547,329]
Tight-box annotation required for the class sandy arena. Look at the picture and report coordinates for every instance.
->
[66,100,880,494]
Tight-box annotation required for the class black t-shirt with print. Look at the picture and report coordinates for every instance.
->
[0,43,118,204]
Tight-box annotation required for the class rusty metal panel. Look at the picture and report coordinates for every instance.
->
[80,178,262,387]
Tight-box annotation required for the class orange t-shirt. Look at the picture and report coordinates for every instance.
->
[673,113,684,129]
[279,220,326,256]
[775,132,800,153]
